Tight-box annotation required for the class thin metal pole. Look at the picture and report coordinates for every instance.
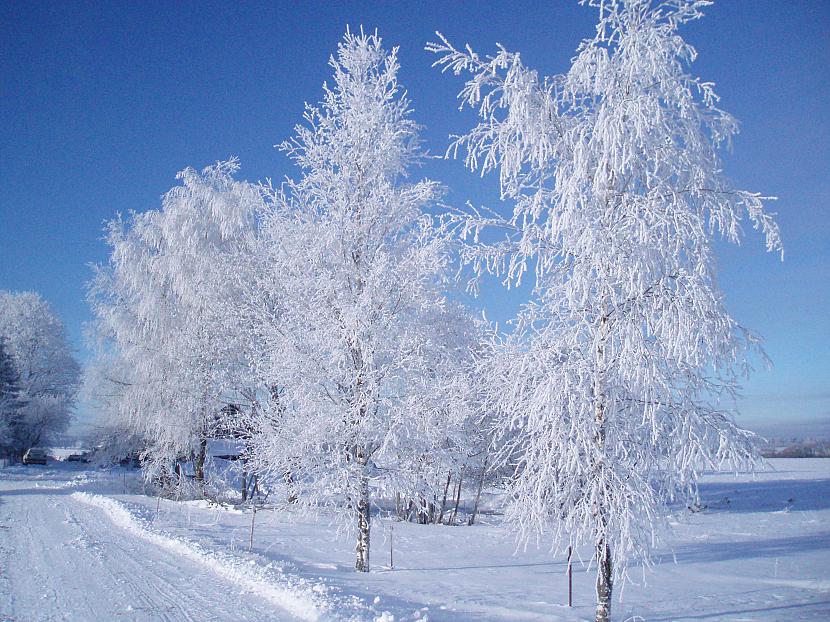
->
[567,545,573,607]
[390,524,394,569]
[249,506,256,551]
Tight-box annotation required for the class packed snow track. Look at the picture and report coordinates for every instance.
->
[0,467,301,622]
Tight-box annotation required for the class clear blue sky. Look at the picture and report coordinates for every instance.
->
[1,1,827,437]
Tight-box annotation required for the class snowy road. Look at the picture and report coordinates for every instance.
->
[2,461,829,621]
[0,468,297,622]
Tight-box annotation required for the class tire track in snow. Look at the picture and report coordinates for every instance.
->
[1,469,316,622]
[57,497,197,622]
[71,492,328,622]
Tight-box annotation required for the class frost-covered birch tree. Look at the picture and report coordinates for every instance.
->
[0,291,80,456]
[245,29,474,572]
[429,1,782,619]
[87,160,260,490]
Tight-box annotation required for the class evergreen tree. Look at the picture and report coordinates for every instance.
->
[0,338,25,457]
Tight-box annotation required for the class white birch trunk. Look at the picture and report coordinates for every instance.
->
[594,315,612,622]
[355,470,370,572]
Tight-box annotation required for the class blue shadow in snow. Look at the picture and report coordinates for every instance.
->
[696,477,830,513]
[656,531,830,566]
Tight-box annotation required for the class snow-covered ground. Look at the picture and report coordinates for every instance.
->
[1,459,828,621]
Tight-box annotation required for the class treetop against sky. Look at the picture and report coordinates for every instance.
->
[0,0,827,434]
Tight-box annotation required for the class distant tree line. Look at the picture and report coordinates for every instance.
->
[761,442,830,458]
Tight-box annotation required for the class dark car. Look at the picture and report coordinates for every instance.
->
[22,448,49,465]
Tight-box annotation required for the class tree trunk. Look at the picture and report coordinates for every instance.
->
[355,471,371,572]
[468,454,488,526]
[594,314,612,622]
[450,467,464,524]
[596,539,613,622]
[418,495,429,524]
[241,465,248,502]
[285,468,298,503]
[194,437,207,496]
[437,471,451,524]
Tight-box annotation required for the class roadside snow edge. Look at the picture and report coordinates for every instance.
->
[71,491,328,622]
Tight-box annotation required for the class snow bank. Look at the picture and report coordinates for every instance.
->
[71,492,329,621]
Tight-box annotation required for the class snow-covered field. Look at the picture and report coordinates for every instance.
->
[1,459,828,621]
